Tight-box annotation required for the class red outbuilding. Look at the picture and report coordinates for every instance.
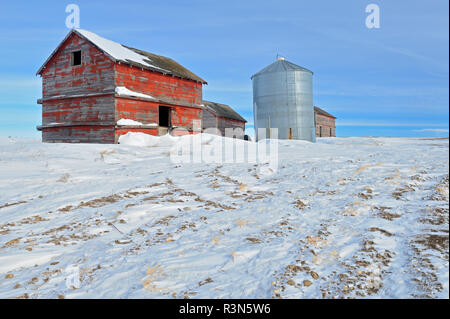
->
[314,106,336,137]
[202,100,246,138]
[36,29,246,143]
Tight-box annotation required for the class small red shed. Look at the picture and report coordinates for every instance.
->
[314,106,336,137]
[202,100,247,138]
[36,29,245,143]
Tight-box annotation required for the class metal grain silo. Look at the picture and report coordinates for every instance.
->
[251,57,316,142]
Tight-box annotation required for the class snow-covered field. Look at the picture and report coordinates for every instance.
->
[0,135,448,299]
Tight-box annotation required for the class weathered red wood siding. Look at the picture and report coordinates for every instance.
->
[40,33,116,143]
[115,97,159,124]
[202,109,246,138]
[38,32,212,143]
[114,97,202,138]
[315,113,336,137]
[115,102,202,131]
[43,125,115,143]
[114,97,202,142]
[43,95,115,125]
[202,109,217,130]
[41,33,115,98]
[170,105,202,131]
[217,116,246,138]
[115,64,202,107]
[112,64,204,139]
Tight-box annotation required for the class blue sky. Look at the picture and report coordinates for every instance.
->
[0,0,448,138]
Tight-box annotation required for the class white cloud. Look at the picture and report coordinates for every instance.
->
[337,121,448,127]
[412,128,449,133]
[315,85,449,98]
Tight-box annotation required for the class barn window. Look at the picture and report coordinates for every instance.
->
[72,51,82,66]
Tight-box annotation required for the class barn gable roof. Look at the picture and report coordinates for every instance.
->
[314,106,336,119]
[36,29,207,84]
[202,100,247,122]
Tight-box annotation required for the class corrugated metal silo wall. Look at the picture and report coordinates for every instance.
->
[252,69,316,142]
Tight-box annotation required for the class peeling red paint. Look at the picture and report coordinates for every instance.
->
[115,64,202,107]
[115,97,159,124]
[42,126,115,143]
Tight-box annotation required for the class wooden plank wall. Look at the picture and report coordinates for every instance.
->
[114,98,202,134]
[201,109,218,131]
[42,126,115,143]
[41,33,115,98]
[42,95,115,125]
[115,64,202,107]
[170,105,202,131]
[115,97,159,124]
[217,117,246,138]
[40,33,116,143]
[315,114,335,137]
[39,32,205,143]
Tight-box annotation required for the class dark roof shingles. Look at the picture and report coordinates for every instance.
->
[314,106,336,119]
[203,100,247,122]
[125,46,207,84]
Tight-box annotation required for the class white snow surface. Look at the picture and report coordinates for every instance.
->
[0,136,448,299]
[115,86,157,101]
[118,132,164,147]
[76,30,167,72]
[116,119,143,126]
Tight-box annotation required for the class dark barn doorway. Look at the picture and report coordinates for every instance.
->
[159,106,171,127]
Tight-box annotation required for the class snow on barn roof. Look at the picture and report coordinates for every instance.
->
[36,29,207,84]
[77,29,167,72]
[202,100,247,122]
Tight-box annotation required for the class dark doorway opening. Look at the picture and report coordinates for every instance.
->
[159,106,171,127]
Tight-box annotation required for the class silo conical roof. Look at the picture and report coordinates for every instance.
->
[251,59,313,79]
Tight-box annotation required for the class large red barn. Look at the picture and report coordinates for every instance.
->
[36,29,246,143]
